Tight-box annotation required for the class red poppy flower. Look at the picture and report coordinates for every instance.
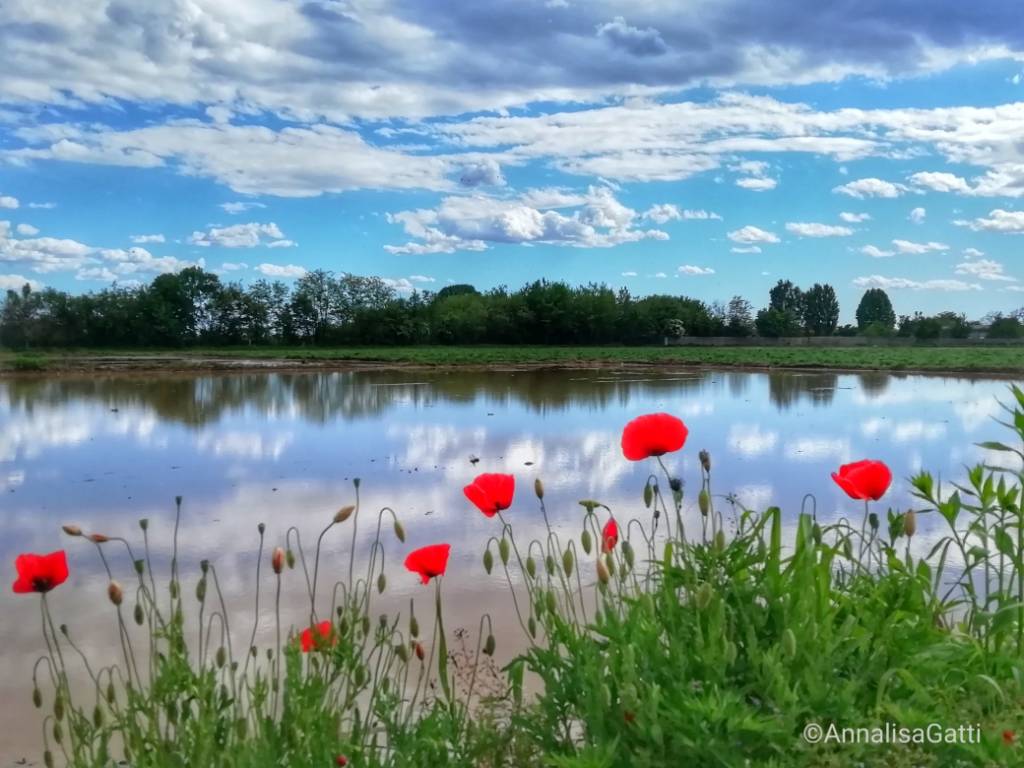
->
[621,413,688,461]
[831,460,892,501]
[299,620,335,652]
[335,755,349,767]
[404,544,451,584]
[463,473,515,517]
[1004,729,1015,746]
[12,551,69,594]
[602,518,619,552]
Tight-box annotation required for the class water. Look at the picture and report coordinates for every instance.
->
[0,368,1016,759]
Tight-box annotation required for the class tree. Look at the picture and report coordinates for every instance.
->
[0,283,43,348]
[855,289,895,331]
[988,314,1023,339]
[755,308,801,338]
[769,280,804,318]
[802,283,839,336]
[726,296,755,337]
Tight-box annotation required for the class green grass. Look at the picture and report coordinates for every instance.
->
[2,344,1023,373]
[24,388,1024,767]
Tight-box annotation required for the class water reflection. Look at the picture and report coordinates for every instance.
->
[0,368,1016,758]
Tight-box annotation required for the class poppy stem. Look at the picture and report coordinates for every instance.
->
[434,578,452,705]
[241,524,265,683]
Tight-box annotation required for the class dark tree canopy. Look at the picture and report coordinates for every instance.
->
[855,288,896,330]
[802,283,840,336]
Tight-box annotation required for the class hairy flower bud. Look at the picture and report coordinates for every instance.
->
[534,478,544,500]
[596,559,610,585]
[195,578,206,603]
[32,687,42,708]
[483,548,494,574]
[581,529,593,555]
[107,580,123,606]
[414,641,425,661]
[410,614,419,639]
[498,538,510,566]
[643,481,653,508]
[396,643,409,662]
[562,549,574,578]
[271,547,284,575]
[89,533,110,544]
[698,490,710,517]
[526,556,536,579]
[904,510,917,538]
[484,634,496,656]
[699,449,711,473]
[393,520,406,543]
[216,646,227,668]
[377,572,387,594]
[286,548,296,569]
[334,505,355,524]
[134,603,144,626]
[528,616,537,638]
[62,525,82,537]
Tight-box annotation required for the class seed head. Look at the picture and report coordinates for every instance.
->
[334,505,355,524]
[62,525,82,537]
[107,580,123,606]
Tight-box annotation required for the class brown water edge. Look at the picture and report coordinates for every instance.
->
[0,354,1022,379]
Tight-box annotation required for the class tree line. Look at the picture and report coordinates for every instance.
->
[0,268,1014,349]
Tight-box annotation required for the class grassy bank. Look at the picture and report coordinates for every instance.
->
[2,344,1024,374]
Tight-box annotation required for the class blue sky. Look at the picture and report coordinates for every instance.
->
[1,1,1024,322]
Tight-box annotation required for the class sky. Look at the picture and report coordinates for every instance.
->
[1,1,1024,322]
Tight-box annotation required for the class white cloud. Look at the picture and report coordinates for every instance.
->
[219,262,249,272]
[189,222,287,248]
[955,258,1016,281]
[642,204,722,223]
[909,171,972,194]
[785,222,853,237]
[677,264,715,275]
[735,176,778,191]
[728,424,778,457]
[621,271,638,277]
[409,274,436,283]
[0,274,42,291]
[457,158,505,187]
[385,186,667,254]
[840,212,871,223]
[256,263,306,278]
[27,202,55,209]
[0,196,18,209]
[221,201,267,215]
[727,225,779,245]
[853,275,982,292]
[730,245,762,254]
[130,233,165,244]
[963,247,985,258]
[266,239,296,248]
[15,223,38,236]
[955,209,1024,234]
[861,245,895,258]
[833,178,905,198]
[892,238,949,254]
[908,206,926,223]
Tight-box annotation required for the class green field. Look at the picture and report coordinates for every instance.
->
[2,344,1024,374]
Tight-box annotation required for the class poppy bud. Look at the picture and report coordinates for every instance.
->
[596,559,610,585]
[545,590,557,615]
[134,603,144,625]
[32,687,42,708]
[527,616,537,638]
[200,559,209,574]
[534,478,544,500]
[842,538,853,560]
[139,518,149,531]
[605,553,616,577]
[336,756,349,767]
[410,614,419,638]
[108,580,123,606]
[361,615,370,636]
[714,530,725,551]
[904,510,917,538]
[394,520,406,543]
[643,482,653,508]
[93,704,104,728]
[812,523,822,545]
[869,512,879,532]
[216,646,227,668]
[562,549,574,577]
[396,643,409,662]
[498,538,510,566]
[134,559,145,575]
[622,540,635,569]
[286,549,296,569]
[379,614,388,631]
[272,547,285,575]
[699,449,711,472]
[54,695,64,722]
[44,750,53,768]
[698,490,710,517]
[377,572,387,594]
[695,582,712,610]
[581,529,593,555]
[169,579,179,599]
[414,641,425,661]
[52,721,62,744]
[334,505,355,524]
[526,556,536,579]
[195,578,206,602]
[483,548,494,574]
[62,525,82,537]
[89,533,110,544]
[782,628,797,659]
[545,554,555,576]
[483,634,496,656]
